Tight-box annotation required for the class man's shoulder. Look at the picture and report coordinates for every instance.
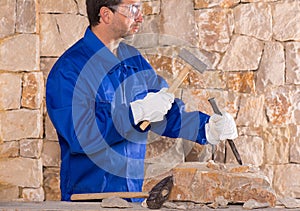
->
[49,39,90,76]
[58,37,94,65]
[61,38,86,59]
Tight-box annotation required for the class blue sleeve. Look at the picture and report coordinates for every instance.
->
[46,60,127,155]
[151,98,210,145]
[46,60,86,154]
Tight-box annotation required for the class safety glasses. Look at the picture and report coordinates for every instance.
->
[109,3,142,19]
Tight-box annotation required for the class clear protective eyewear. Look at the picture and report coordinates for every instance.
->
[109,3,142,19]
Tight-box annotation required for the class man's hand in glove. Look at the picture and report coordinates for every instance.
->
[205,112,238,145]
[130,88,175,125]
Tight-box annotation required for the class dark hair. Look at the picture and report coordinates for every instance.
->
[86,0,121,26]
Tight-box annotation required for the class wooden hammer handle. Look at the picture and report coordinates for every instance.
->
[167,66,190,94]
[71,192,149,201]
[139,66,190,131]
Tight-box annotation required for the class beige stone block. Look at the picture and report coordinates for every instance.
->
[291,88,300,124]
[45,114,57,141]
[195,8,234,52]
[286,42,300,85]
[142,0,160,15]
[42,141,61,167]
[238,126,263,137]
[183,140,211,162]
[20,139,43,159]
[234,3,272,41]
[227,136,264,166]
[0,0,16,38]
[144,162,276,206]
[289,125,300,163]
[145,132,184,165]
[194,0,239,8]
[218,35,264,71]
[159,0,197,46]
[263,127,290,165]
[273,164,300,198]
[0,109,43,141]
[182,89,234,115]
[0,158,42,188]
[182,89,209,113]
[273,1,300,41]
[290,135,300,164]
[144,48,186,86]
[256,42,285,92]
[0,141,19,158]
[225,71,255,93]
[40,14,65,57]
[0,182,19,202]
[0,73,22,110]
[22,187,45,202]
[44,167,61,201]
[55,14,88,46]
[40,14,88,57]
[264,87,292,125]
[144,162,174,182]
[183,47,221,70]
[77,0,87,16]
[260,165,274,188]
[236,94,266,127]
[21,72,44,109]
[189,71,226,90]
[40,0,77,14]
[16,0,37,33]
[0,34,39,71]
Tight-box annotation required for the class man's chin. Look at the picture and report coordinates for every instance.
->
[122,30,139,38]
[122,26,141,40]
[123,33,136,41]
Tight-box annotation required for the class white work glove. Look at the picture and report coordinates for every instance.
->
[205,112,238,145]
[130,88,175,125]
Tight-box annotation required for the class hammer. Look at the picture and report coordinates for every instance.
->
[139,48,207,131]
[138,49,242,165]
[71,175,173,209]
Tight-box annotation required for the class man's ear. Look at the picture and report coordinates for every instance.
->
[99,7,112,23]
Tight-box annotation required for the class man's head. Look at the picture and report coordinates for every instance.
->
[86,0,143,38]
[86,0,121,27]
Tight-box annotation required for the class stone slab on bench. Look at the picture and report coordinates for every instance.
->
[143,161,276,207]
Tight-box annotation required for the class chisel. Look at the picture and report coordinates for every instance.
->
[208,98,243,165]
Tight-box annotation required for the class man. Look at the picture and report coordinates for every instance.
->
[46,0,238,202]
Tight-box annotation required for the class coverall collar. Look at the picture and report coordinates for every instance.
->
[83,27,106,54]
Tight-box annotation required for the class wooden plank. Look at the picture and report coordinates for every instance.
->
[71,192,149,201]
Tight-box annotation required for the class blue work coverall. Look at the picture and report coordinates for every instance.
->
[46,27,210,201]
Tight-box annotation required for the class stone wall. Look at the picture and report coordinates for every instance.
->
[0,0,299,202]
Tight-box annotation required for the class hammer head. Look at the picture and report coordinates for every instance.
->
[146,175,173,209]
[178,48,207,73]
